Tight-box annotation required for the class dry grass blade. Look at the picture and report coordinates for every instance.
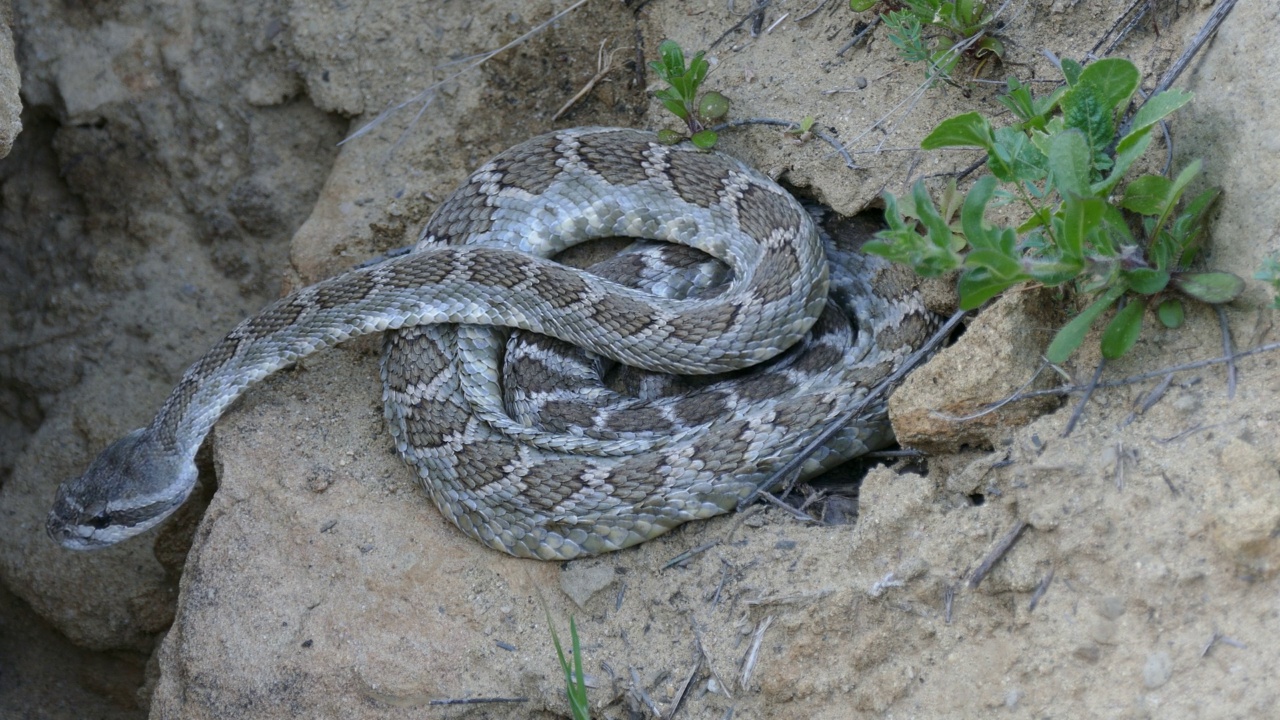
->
[738,615,774,691]
[553,40,621,121]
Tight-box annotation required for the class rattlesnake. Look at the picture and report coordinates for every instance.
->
[47,127,934,559]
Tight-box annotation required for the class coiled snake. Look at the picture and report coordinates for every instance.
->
[47,128,933,560]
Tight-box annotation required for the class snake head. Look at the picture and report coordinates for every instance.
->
[47,428,196,550]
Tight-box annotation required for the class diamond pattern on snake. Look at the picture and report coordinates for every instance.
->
[47,127,935,560]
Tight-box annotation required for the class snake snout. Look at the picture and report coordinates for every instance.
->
[47,427,197,550]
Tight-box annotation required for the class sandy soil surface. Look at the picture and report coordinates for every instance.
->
[2,0,1278,718]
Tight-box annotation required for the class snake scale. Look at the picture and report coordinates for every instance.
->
[47,127,934,560]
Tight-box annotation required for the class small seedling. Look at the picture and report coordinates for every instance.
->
[865,57,1243,363]
[546,611,590,720]
[1256,257,1280,309]
[786,115,818,142]
[850,0,1004,81]
[649,40,730,149]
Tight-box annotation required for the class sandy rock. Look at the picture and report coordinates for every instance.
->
[1204,438,1280,577]
[890,290,1063,453]
[0,581,146,718]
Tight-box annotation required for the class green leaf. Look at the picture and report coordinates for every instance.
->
[1166,158,1202,206]
[1077,58,1141,112]
[569,616,587,718]
[1016,207,1051,234]
[994,226,1018,256]
[1172,272,1245,304]
[911,181,960,263]
[1034,85,1069,119]
[659,40,685,76]
[966,248,1024,279]
[663,101,691,121]
[1165,186,1221,266]
[698,91,730,121]
[960,175,999,249]
[921,112,995,150]
[927,46,963,80]
[882,189,908,230]
[1179,186,1220,227]
[1094,131,1152,196]
[656,128,684,145]
[655,89,690,121]
[1101,298,1145,359]
[1057,193,1102,261]
[1120,174,1171,215]
[884,11,928,64]
[1122,89,1193,144]
[668,73,693,99]
[1148,159,1203,245]
[936,178,963,225]
[1060,58,1083,86]
[850,0,878,10]
[1124,267,1169,295]
[1025,257,1085,286]
[690,129,718,149]
[687,52,709,88]
[997,76,1036,123]
[988,126,1047,183]
[868,189,964,276]
[1048,129,1092,198]
[1094,203,1135,252]
[1045,283,1126,363]
[1157,298,1185,328]
[1061,83,1115,157]
[976,36,1004,60]
[957,270,1021,310]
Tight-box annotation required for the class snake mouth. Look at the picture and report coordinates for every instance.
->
[47,476,189,551]
[45,507,103,550]
[46,507,163,551]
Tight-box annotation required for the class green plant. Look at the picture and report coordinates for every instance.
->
[852,0,1004,81]
[546,612,590,720]
[785,115,818,140]
[865,57,1243,363]
[649,40,729,148]
[1257,256,1280,309]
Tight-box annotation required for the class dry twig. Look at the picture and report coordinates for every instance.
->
[968,521,1027,588]
[552,40,621,121]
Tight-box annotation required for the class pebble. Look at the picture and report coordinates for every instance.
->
[1143,651,1173,688]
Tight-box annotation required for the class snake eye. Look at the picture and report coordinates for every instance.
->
[88,512,113,530]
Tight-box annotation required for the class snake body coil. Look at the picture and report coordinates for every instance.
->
[47,128,931,559]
